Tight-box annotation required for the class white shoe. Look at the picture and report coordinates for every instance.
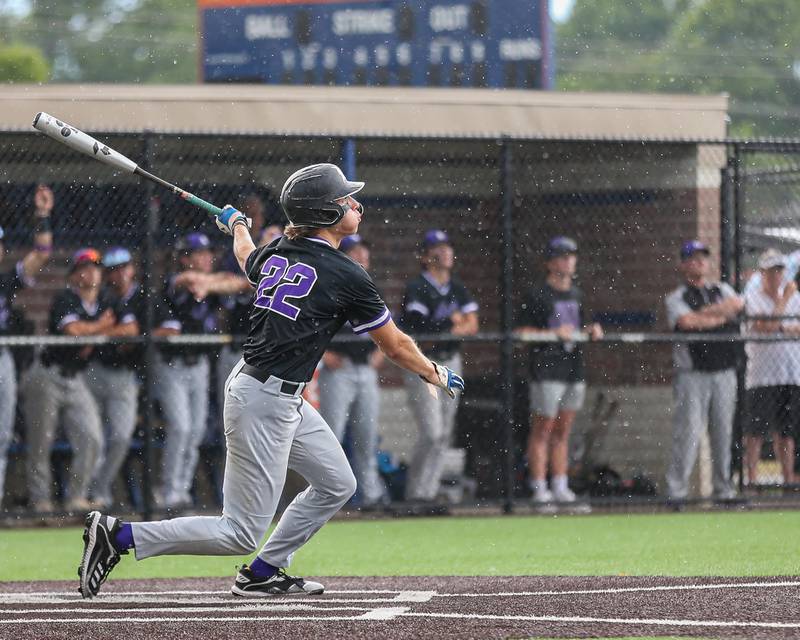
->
[551,487,577,503]
[532,488,554,504]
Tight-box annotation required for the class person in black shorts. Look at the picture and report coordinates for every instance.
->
[79,163,464,599]
[743,249,800,486]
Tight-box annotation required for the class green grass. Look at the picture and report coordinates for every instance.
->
[1,511,798,582]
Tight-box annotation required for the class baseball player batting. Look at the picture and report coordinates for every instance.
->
[77,163,464,598]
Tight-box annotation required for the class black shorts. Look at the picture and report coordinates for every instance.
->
[745,385,800,438]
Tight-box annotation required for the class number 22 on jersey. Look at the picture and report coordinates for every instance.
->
[254,255,318,321]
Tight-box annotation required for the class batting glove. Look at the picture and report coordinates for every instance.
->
[215,205,251,236]
[421,361,465,399]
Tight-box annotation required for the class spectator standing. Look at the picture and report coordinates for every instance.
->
[86,247,144,508]
[400,229,478,502]
[516,236,602,506]
[22,248,109,512]
[318,234,387,509]
[665,240,743,504]
[0,185,54,508]
[154,232,223,510]
[743,249,800,487]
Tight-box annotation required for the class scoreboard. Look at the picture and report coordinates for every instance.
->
[198,0,552,89]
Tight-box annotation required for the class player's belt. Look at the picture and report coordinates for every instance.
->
[240,363,303,395]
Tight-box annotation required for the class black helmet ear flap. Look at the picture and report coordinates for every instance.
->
[280,164,364,228]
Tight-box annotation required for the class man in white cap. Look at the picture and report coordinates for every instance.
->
[743,248,800,487]
[87,247,144,508]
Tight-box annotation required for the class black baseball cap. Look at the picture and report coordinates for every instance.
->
[546,236,578,258]
[680,240,711,260]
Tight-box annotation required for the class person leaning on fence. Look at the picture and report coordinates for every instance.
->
[743,249,800,488]
[0,185,54,510]
[399,229,479,504]
[172,220,284,425]
[22,248,111,514]
[153,232,223,511]
[85,247,145,509]
[664,240,743,506]
[515,236,603,508]
[318,234,388,510]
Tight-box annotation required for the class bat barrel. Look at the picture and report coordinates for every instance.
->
[32,112,138,174]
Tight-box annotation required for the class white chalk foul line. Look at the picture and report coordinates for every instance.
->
[0,595,406,605]
[0,607,411,625]
[0,604,371,615]
[0,589,400,598]
[401,611,800,630]
[434,580,800,598]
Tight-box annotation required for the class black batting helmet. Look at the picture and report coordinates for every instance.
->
[280,163,364,228]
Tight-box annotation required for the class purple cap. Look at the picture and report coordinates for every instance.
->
[680,240,710,260]
[176,232,211,253]
[339,234,366,253]
[423,229,450,249]
[546,236,578,258]
[103,246,132,269]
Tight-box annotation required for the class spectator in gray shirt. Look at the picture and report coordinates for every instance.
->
[664,240,743,505]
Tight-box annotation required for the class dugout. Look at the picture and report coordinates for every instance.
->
[0,84,731,507]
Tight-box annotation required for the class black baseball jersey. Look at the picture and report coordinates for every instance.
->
[96,283,145,369]
[665,281,742,372]
[220,249,254,346]
[156,273,222,360]
[0,262,27,335]
[399,272,478,358]
[242,236,390,382]
[519,282,586,382]
[41,287,115,374]
[328,322,377,364]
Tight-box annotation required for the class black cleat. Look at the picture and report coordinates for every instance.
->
[231,564,324,597]
[78,511,126,598]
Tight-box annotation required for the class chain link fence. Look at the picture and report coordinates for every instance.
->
[1,131,799,520]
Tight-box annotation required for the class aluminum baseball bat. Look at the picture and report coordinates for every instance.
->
[32,112,223,217]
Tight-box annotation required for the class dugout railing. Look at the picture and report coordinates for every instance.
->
[2,131,800,520]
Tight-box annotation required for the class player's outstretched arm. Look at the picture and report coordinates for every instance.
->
[214,205,255,273]
[369,319,464,398]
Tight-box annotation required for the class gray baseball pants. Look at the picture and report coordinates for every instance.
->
[86,363,139,506]
[318,359,386,505]
[402,353,462,501]
[0,348,16,503]
[132,359,356,568]
[666,368,737,499]
[21,363,103,504]
[154,354,210,506]
[217,344,241,413]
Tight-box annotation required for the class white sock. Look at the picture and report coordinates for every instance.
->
[551,474,568,492]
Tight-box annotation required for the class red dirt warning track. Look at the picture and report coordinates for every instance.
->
[0,576,798,639]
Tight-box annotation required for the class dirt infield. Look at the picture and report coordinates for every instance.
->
[0,576,798,639]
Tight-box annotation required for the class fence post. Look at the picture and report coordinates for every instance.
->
[500,141,516,514]
[140,132,159,520]
[731,143,745,492]
[341,138,357,178]
[720,148,736,285]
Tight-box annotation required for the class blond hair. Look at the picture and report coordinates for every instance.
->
[283,224,319,241]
